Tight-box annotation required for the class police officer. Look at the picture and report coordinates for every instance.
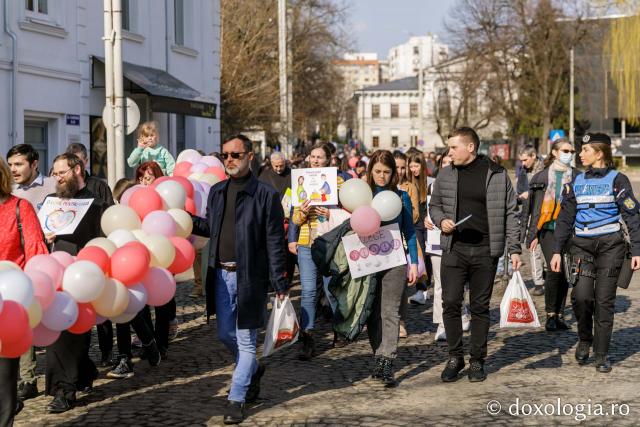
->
[551,132,640,373]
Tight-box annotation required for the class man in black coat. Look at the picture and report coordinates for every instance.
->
[192,134,289,425]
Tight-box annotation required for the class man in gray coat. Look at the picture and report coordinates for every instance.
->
[430,127,521,382]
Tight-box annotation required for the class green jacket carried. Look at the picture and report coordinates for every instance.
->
[311,220,378,342]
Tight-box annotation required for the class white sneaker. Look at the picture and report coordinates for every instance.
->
[435,324,446,341]
[409,290,427,305]
[423,290,431,301]
[462,314,471,332]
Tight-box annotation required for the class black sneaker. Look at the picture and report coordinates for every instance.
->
[468,360,487,382]
[575,341,590,365]
[100,351,113,367]
[14,400,24,417]
[545,316,557,332]
[47,392,73,413]
[595,354,612,373]
[371,356,384,379]
[142,340,162,367]
[379,357,397,387]
[17,382,38,401]
[298,331,316,361]
[107,357,134,379]
[555,317,569,330]
[245,362,266,403]
[441,357,465,382]
[223,401,245,424]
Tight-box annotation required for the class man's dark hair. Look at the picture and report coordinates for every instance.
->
[53,152,85,174]
[66,142,88,160]
[224,134,253,153]
[7,144,39,165]
[449,127,480,152]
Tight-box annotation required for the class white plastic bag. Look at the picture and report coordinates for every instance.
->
[499,271,541,328]
[263,296,300,357]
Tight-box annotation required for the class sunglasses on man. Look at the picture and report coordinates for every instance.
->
[220,152,248,160]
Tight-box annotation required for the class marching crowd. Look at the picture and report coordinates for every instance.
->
[1,123,640,425]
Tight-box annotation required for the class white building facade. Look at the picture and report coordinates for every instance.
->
[387,34,448,81]
[0,0,220,178]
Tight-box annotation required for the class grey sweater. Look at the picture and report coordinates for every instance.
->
[429,156,521,257]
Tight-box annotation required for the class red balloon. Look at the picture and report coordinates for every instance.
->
[170,176,195,198]
[168,237,196,275]
[111,245,150,285]
[0,301,29,344]
[205,167,226,181]
[68,303,97,334]
[0,327,33,358]
[173,162,193,178]
[129,187,164,220]
[77,246,110,274]
[184,197,196,215]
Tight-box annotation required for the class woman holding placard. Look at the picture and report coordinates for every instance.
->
[290,142,343,360]
[365,150,418,387]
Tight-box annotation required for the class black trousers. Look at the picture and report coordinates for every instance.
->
[116,311,157,358]
[96,320,113,356]
[153,298,176,351]
[0,358,19,427]
[570,232,626,355]
[441,244,498,362]
[45,331,97,400]
[539,229,569,315]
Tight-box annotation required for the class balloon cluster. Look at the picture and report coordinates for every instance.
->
[338,178,403,237]
[172,149,226,217]
[0,152,219,357]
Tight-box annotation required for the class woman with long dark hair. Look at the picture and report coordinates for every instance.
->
[526,138,579,332]
[551,133,640,373]
[364,150,418,387]
[407,151,431,305]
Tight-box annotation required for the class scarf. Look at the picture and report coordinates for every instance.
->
[536,159,572,230]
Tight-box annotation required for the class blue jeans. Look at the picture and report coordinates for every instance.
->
[297,246,318,331]
[214,268,258,403]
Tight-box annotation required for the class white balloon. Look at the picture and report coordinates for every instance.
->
[176,149,202,164]
[41,291,79,331]
[339,178,373,213]
[131,228,150,241]
[199,174,221,186]
[124,283,148,314]
[167,209,193,238]
[155,180,187,210]
[0,291,3,314]
[0,260,21,272]
[109,311,137,324]
[62,261,106,303]
[0,270,34,309]
[108,229,138,248]
[86,237,117,256]
[371,190,403,221]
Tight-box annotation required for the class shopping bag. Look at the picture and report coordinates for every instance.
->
[263,296,300,357]
[499,271,541,328]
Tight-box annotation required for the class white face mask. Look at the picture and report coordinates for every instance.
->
[559,152,573,165]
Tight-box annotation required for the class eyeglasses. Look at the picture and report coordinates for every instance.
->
[559,149,575,154]
[51,169,72,179]
[220,152,248,160]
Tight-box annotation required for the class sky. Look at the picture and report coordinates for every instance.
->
[348,0,454,59]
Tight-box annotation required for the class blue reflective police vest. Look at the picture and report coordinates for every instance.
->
[574,170,621,237]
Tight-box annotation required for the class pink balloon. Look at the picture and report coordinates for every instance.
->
[50,251,75,269]
[120,184,144,206]
[192,190,205,217]
[205,167,226,182]
[25,270,56,310]
[173,162,193,178]
[32,324,61,347]
[142,267,176,306]
[190,162,208,173]
[142,210,177,237]
[25,255,64,290]
[350,206,381,236]
[200,156,224,169]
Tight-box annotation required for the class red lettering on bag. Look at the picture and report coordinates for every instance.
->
[274,322,300,349]
[507,299,534,323]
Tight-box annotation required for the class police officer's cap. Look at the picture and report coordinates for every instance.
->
[581,132,611,146]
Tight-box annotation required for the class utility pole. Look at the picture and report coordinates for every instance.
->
[569,47,575,145]
[103,0,116,188]
[113,0,125,181]
[278,0,290,156]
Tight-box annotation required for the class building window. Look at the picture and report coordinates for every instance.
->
[174,0,185,46]
[391,136,399,148]
[390,104,399,118]
[413,46,419,55]
[122,0,131,31]
[25,0,47,14]
[411,135,418,146]
[176,114,186,154]
[372,104,380,119]
[410,103,418,118]
[372,136,379,148]
[24,121,48,172]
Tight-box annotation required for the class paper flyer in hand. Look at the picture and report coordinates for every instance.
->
[425,196,442,255]
[37,197,94,235]
[291,167,338,207]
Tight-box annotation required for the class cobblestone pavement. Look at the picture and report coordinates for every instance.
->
[15,250,640,426]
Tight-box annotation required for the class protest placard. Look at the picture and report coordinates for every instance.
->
[342,224,406,279]
[37,197,94,235]
[291,167,338,207]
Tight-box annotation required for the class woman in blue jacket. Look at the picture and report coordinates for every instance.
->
[365,150,418,387]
